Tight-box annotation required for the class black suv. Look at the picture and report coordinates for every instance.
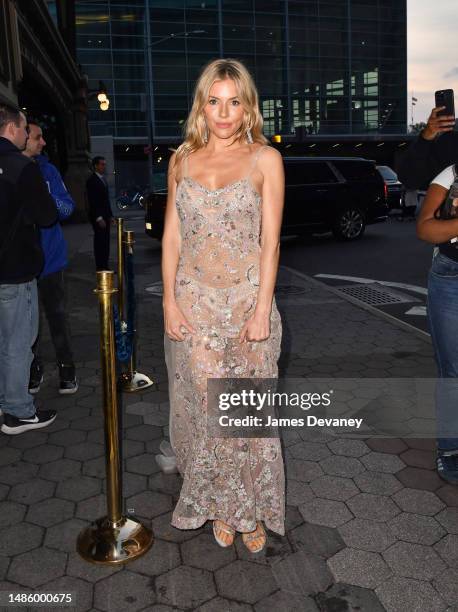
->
[145,156,388,241]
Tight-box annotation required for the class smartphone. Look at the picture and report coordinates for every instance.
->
[435,89,455,118]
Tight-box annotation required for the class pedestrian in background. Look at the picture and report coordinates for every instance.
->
[86,156,113,271]
[417,164,458,484]
[23,120,78,395]
[397,105,457,191]
[0,104,57,435]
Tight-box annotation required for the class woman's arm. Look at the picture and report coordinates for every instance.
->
[161,152,196,341]
[239,146,284,343]
[161,153,181,306]
[256,147,285,315]
[417,183,458,244]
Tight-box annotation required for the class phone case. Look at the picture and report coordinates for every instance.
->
[435,89,455,117]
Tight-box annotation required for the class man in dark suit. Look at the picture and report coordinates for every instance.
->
[86,156,113,271]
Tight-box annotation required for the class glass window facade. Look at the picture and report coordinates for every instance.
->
[75,0,407,140]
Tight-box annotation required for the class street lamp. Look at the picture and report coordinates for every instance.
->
[83,79,110,112]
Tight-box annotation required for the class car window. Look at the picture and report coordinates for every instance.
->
[285,161,338,185]
[152,171,167,192]
[332,160,378,181]
[151,157,168,192]
[377,166,398,182]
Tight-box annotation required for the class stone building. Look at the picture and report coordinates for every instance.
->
[0,0,91,219]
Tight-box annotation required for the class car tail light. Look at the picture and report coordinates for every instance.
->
[384,182,388,201]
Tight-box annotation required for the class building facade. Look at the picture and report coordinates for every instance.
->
[74,0,407,144]
[0,0,91,218]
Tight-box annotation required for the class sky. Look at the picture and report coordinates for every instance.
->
[408,0,458,124]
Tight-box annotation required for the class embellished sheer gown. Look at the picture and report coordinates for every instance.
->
[164,145,285,535]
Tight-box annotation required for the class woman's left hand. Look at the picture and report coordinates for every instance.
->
[239,311,271,343]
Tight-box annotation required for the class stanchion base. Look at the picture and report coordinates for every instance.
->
[120,371,154,393]
[77,515,153,565]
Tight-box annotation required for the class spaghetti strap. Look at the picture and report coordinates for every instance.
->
[247,144,268,177]
[182,154,189,178]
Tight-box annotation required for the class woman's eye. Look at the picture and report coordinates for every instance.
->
[232,100,240,106]
[209,99,217,105]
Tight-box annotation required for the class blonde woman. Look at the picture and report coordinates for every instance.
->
[161,59,285,552]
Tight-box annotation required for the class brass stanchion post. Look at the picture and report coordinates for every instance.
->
[120,230,154,392]
[77,271,153,564]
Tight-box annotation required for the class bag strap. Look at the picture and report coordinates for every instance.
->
[453,164,458,182]
[434,166,458,219]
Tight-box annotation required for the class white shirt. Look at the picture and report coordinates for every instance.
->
[431,165,457,189]
[95,172,107,185]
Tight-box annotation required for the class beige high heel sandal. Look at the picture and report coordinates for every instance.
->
[242,522,266,553]
[213,520,235,547]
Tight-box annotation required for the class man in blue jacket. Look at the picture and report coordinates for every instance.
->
[24,120,78,394]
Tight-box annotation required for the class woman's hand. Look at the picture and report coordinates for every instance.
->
[239,310,271,343]
[422,107,456,141]
[164,301,196,341]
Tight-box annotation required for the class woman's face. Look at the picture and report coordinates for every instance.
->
[203,78,246,142]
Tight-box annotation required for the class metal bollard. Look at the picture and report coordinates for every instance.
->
[116,218,125,317]
[77,271,153,564]
[119,230,154,393]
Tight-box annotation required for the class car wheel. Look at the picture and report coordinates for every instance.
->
[332,207,366,241]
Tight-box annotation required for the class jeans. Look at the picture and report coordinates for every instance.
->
[0,280,38,418]
[427,251,458,451]
[33,270,73,368]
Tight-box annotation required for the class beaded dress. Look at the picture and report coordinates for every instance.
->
[164,144,285,534]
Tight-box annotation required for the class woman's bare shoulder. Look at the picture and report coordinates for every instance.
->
[258,145,283,169]
[168,151,178,170]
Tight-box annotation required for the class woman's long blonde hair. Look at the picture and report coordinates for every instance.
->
[175,58,268,164]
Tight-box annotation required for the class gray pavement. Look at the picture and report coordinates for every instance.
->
[0,220,456,612]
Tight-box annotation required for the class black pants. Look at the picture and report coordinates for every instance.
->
[33,270,74,368]
[91,219,111,271]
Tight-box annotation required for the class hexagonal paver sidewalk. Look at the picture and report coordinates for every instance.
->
[0,224,451,611]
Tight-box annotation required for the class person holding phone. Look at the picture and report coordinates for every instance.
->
[397,91,457,191]
[417,165,458,483]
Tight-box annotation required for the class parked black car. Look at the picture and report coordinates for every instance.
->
[376,165,404,210]
[145,156,388,241]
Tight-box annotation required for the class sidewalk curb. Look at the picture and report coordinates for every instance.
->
[281,265,431,344]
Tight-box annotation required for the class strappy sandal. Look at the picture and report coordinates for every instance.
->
[213,520,235,548]
[242,522,266,553]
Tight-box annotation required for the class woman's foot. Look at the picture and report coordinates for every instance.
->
[155,454,178,474]
[213,520,235,547]
[242,522,266,553]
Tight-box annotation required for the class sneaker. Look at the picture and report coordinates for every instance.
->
[436,452,458,484]
[29,362,44,394]
[1,410,57,435]
[58,363,78,395]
